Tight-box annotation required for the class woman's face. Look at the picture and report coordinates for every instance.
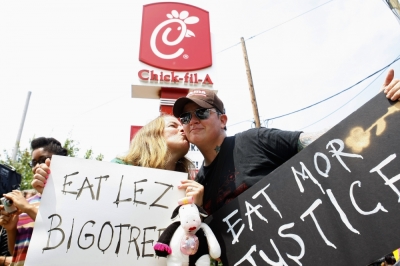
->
[163,116,189,157]
[31,148,53,174]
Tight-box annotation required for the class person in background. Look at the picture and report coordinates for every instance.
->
[22,190,36,200]
[383,253,397,266]
[0,137,67,266]
[0,225,12,266]
[173,69,400,215]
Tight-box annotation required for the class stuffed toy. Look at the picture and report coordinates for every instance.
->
[154,197,221,266]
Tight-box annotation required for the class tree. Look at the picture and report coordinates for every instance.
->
[0,138,103,191]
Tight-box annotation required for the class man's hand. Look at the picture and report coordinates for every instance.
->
[382,69,400,101]
[31,158,51,194]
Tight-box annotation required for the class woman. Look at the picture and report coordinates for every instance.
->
[112,115,192,172]
[113,115,204,205]
[32,115,205,206]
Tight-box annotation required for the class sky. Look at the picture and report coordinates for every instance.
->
[1,0,400,163]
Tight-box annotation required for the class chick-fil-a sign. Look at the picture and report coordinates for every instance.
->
[139,2,212,71]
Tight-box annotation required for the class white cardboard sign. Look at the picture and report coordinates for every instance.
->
[26,155,186,265]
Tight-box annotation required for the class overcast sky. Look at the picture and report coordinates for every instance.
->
[1,0,400,162]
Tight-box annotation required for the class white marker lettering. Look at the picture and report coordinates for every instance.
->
[291,162,325,194]
[244,201,268,231]
[278,223,305,266]
[370,154,400,202]
[234,245,257,266]
[314,152,331,177]
[350,181,388,215]
[326,139,363,172]
[326,189,360,234]
[252,184,282,218]
[300,199,336,249]
[222,209,245,244]
[259,239,289,266]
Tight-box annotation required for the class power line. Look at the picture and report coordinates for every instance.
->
[299,64,388,130]
[227,55,400,130]
[263,56,400,122]
[217,0,335,54]
[300,54,400,130]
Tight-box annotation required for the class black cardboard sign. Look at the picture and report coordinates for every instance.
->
[207,93,400,266]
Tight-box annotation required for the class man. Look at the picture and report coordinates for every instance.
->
[0,137,67,266]
[174,69,400,215]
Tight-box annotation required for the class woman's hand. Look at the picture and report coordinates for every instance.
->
[31,158,51,194]
[178,180,204,207]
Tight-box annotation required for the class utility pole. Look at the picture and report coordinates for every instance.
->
[240,37,261,128]
[12,91,32,162]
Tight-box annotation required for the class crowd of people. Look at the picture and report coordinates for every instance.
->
[0,70,399,265]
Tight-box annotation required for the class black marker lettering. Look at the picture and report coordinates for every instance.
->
[43,214,65,252]
[95,175,109,200]
[150,181,173,209]
[66,218,74,253]
[141,226,156,258]
[98,221,114,254]
[134,179,147,206]
[157,228,166,239]
[78,220,96,250]
[114,175,132,207]
[114,223,130,256]
[128,226,141,258]
[76,177,95,200]
[62,172,79,195]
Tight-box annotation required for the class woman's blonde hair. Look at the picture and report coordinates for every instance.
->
[119,115,192,174]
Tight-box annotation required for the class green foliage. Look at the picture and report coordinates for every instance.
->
[95,153,104,161]
[83,148,104,161]
[210,259,223,266]
[63,138,80,157]
[84,149,93,159]
[0,138,103,191]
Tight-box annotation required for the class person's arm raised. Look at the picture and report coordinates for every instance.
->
[382,69,400,101]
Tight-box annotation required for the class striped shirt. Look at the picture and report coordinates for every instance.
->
[11,194,41,266]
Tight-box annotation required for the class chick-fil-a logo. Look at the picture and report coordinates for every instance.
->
[139,3,212,71]
[150,10,199,60]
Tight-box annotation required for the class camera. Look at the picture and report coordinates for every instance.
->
[0,197,17,214]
